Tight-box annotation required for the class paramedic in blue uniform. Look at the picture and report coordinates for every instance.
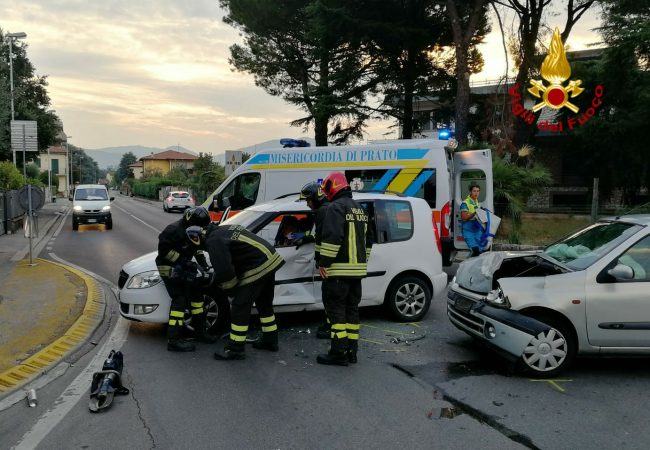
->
[460,184,483,257]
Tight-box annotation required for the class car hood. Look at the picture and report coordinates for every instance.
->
[122,251,157,274]
[455,251,570,294]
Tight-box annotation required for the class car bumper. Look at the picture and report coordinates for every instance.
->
[447,288,550,359]
[118,284,170,323]
[73,211,111,224]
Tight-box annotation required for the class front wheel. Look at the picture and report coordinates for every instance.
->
[520,315,577,378]
[384,276,431,322]
[184,292,230,333]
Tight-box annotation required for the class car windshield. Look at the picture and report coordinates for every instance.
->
[544,221,642,270]
[220,210,266,228]
[75,188,107,201]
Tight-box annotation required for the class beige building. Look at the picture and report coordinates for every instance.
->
[39,144,69,196]
[140,150,197,176]
[128,161,144,180]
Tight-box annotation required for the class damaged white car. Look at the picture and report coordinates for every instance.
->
[448,215,650,377]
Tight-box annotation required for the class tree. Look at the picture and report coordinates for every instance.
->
[69,146,101,184]
[569,0,650,205]
[354,0,455,138]
[192,152,225,201]
[0,29,62,161]
[115,152,137,185]
[444,0,491,145]
[220,0,383,145]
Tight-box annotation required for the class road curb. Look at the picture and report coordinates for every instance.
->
[10,206,69,262]
[0,258,106,398]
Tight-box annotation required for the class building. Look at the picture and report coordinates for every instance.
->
[128,161,144,180]
[39,144,69,197]
[139,150,197,176]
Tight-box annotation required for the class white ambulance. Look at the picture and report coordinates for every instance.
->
[203,139,493,265]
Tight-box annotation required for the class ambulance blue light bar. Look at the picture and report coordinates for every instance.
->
[280,138,311,148]
[438,128,453,140]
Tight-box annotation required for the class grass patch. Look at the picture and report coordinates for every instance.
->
[494,214,591,246]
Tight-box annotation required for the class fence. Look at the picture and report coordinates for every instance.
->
[0,190,26,234]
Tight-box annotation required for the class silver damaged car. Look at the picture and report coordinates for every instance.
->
[447,215,650,377]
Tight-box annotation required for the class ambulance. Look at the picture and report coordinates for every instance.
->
[203,139,493,265]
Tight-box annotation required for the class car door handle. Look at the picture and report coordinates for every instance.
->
[295,257,311,263]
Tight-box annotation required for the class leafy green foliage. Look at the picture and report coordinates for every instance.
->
[115,152,137,185]
[0,161,23,189]
[0,30,62,161]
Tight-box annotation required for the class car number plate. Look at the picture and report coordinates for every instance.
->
[455,297,474,313]
[88,219,97,223]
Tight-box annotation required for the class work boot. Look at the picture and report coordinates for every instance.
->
[347,340,358,364]
[316,349,349,366]
[316,322,331,340]
[214,342,246,360]
[252,331,279,352]
[168,339,196,352]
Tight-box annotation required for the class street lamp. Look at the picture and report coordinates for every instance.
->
[6,31,27,166]
[65,136,72,196]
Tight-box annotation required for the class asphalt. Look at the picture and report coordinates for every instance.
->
[0,198,105,399]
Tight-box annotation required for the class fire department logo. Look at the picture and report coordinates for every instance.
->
[528,28,584,113]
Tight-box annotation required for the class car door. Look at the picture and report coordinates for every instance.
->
[254,212,316,305]
[585,233,650,347]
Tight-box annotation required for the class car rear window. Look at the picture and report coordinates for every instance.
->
[172,192,190,198]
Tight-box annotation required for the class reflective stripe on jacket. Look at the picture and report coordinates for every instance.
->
[319,190,373,279]
[204,223,284,289]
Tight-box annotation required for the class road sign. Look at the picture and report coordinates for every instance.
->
[18,185,45,211]
[11,120,38,153]
[225,150,243,176]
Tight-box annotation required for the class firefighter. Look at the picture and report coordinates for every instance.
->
[156,206,217,352]
[316,172,372,366]
[204,222,285,360]
[295,181,331,339]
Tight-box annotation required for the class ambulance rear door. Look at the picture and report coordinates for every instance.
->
[452,149,493,250]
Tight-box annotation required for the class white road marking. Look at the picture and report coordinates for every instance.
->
[112,204,162,233]
[11,312,129,450]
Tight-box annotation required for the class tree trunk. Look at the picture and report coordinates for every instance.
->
[454,49,470,145]
[314,119,328,147]
[402,47,416,139]
[314,46,330,147]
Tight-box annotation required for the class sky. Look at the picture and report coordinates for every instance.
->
[1,1,604,156]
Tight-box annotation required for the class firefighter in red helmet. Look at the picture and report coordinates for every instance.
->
[316,172,373,365]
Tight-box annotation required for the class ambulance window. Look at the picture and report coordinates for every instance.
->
[408,169,436,208]
[344,170,391,192]
[460,171,487,202]
[216,173,261,211]
[375,200,413,243]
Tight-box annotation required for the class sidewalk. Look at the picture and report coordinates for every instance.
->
[0,200,105,398]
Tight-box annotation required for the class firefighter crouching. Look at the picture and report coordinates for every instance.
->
[156,207,217,352]
[317,172,372,366]
[204,222,285,360]
[296,181,331,339]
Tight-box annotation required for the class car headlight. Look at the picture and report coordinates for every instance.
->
[127,270,162,289]
[485,286,510,308]
[102,205,111,211]
[73,205,83,211]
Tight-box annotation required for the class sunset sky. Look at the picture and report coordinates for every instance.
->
[1,1,604,156]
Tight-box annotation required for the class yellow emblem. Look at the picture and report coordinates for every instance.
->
[528,28,584,113]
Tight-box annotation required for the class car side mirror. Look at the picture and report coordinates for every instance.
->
[607,264,634,281]
[110,196,115,202]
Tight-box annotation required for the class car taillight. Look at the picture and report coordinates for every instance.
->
[432,212,442,254]
[440,201,451,238]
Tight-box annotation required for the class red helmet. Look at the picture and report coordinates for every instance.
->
[321,172,349,201]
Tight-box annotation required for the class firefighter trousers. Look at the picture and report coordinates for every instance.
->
[227,273,277,350]
[322,278,361,353]
[161,275,205,340]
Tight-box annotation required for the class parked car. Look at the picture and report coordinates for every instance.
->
[71,184,114,230]
[447,215,650,377]
[118,193,448,331]
[163,191,195,212]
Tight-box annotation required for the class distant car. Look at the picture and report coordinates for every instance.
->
[447,215,650,377]
[163,191,195,212]
[118,193,448,331]
[71,184,114,230]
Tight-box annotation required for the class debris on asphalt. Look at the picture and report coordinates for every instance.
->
[278,360,287,366]
[26,389,37,407]
[388,331,426,345]
[493,401,504,407]
[295,350,309,359]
